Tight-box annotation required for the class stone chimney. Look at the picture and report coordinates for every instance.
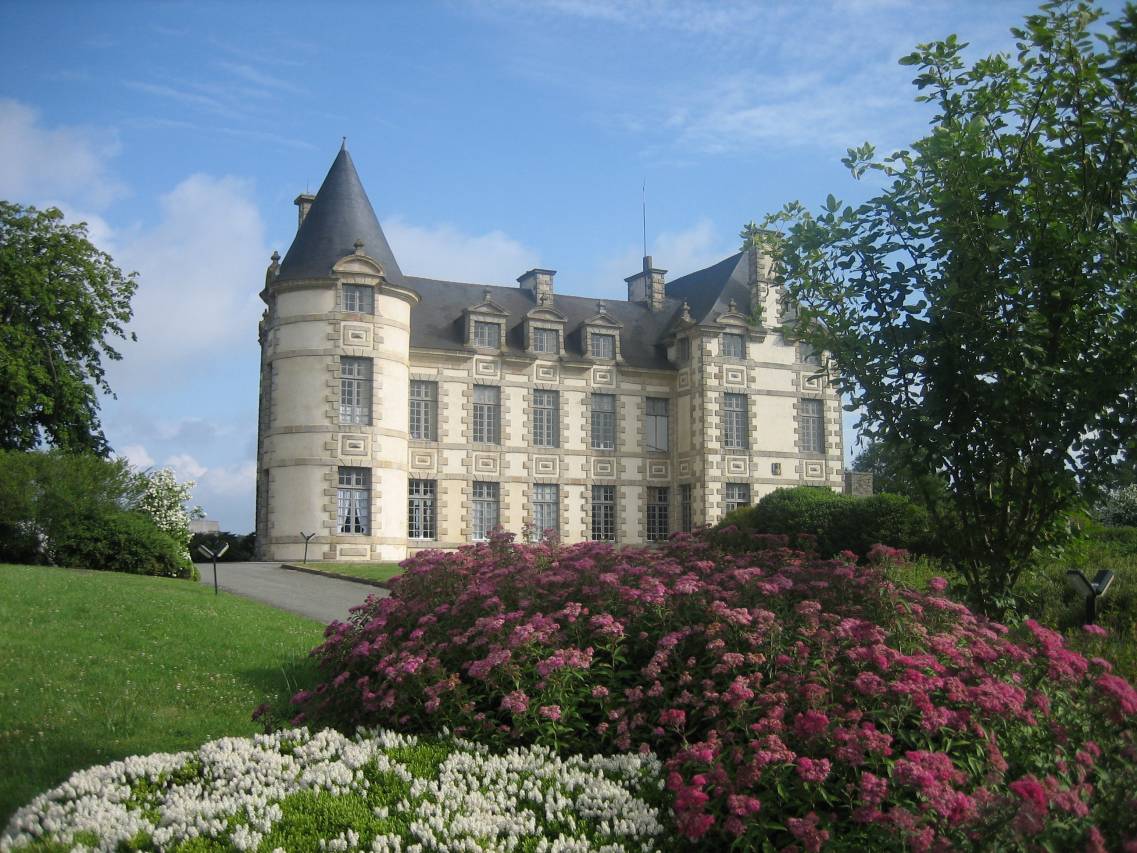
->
[746,230,776,323]
[518,268,556,304]
[625,256,667,312]
[294,193,316,230]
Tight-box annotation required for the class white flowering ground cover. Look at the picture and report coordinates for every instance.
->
[1,727,666,853]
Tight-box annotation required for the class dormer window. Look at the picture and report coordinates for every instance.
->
[678,337,691,362]
[533,328,559,353]
[722,332,746,359]
[474,321,501,349]
[591,333,616,359]
[342,284,374,314]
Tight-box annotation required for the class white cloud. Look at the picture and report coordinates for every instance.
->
[109,173,268,387]
[119,444,155,469]
[384,217,541,284]
[0,99,124,208]
[163,453,208,481]
[593,218,736,292]
[200,461,257,497]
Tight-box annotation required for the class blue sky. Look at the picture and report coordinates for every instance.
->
[2,0,1125,530]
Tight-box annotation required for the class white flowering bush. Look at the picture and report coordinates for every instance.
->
[1,727,667,853]
[1094,484,1137,528]
[134,468,203,554]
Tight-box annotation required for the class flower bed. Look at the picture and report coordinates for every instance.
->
[294,532,1137,850]
[1,727,665,852]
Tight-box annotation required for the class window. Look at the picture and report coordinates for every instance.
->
[723,393,748,449]
[474,321,500,349]
[590,332,615,359]
[342,284,374,314]
[801,342,821,365]
[725,483,751,513]
[591,485,616,541]
[722,332,746,359]
[800,399,825,453]
[409,380,438,440]
[532,327,559,354]
[532,484,559,540]
[680,484,693,533]
[472,482,499,540]
[473,385,500,444]
[337,467,370,534]
[678,337,690,362]
[532,390,559,447]
[647,487,670,542]
[591,394,616,449]
[645,397,669,452]
[340,358,372,425]
[771,462,783,476]
[408,479,436,540]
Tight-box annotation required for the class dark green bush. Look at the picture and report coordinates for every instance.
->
[718,486,933,557]
[190,531,256,562]
[54,511,195,579]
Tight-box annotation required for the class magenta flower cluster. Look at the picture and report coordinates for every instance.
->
[292,530,1137,850]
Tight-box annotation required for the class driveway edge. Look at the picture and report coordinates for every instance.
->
[279,563,390,589]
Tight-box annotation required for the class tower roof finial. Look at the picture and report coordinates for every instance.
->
[341,136,347,151]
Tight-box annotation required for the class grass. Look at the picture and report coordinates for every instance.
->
[0,563,325,826]
[296,561,402,584]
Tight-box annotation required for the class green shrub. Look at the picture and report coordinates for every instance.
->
[1093,484,1137,527]
[54,511,196,579]
[718,486,932,557]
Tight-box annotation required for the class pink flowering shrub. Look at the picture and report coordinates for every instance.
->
[291,530,1137,850]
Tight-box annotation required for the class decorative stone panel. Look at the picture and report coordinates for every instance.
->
[475,358,500,378]
[805,461,824,479]
[336,544,369,559]
[647,460,670,480]
[535,363,559,383]
[678,460,692,477]
[592,457,617,478]
[473,452,500,476]
[341,323,371,347]
[533,455,559,477]
[724,456,749,476]
[802,372,824,390]
[410,449,437,472]
[724,366,746,386]
[592,367,615,386]
[339,434,369,456]
[678,371,690,390]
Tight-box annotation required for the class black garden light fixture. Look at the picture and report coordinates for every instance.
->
[1065,569,1116,625]
[300,531,317,565]
[197,541,229,595]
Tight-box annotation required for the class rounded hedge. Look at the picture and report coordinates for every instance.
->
[719,486,933,557]
[54,511,195,579]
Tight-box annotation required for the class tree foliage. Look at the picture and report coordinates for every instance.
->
[765,1,1137,611]
[0,202,137,454]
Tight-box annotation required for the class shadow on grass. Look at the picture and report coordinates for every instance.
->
[238,651,322,730]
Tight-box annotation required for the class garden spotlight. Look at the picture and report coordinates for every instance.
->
[197,542,229,595]
[1065,569,1116,625]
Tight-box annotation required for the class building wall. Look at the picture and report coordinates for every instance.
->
[257,274,844,561]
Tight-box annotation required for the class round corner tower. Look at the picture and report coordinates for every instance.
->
[255,146,417,562]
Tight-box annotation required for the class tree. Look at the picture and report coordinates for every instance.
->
[851,439,949,511]
[765,1,1137,612]
[0,202,137,454]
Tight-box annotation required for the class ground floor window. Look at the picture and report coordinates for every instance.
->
[472,482,499,540]
[337,467,370,534]
[591,485,616,541]
[647,486,670,542]
[408,479,436,540]
[680,483,693,532]
[724,482,751,514]
[531,483,559,540]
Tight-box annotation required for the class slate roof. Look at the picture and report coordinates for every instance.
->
[277,146,405,284]
[277,149,755,369]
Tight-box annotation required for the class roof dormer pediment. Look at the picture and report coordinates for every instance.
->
[715,299,751,328]
[467,290,510,316]
[333,251,386,279]
[582,302,622,329]
[526,304,566,323]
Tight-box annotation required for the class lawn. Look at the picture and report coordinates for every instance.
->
[0,563,325,825]
[296,561,402,584]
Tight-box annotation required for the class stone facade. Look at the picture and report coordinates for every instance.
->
[255,149,844,561]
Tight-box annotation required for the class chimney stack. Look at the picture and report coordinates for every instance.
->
[625,255,667,311]
[294,193,316,230]
[518,268,557,304]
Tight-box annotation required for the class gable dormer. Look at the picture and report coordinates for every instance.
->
[716,298,761,358]
[464,289,509,352]
[581,301,623,362]
[524,298,567,357]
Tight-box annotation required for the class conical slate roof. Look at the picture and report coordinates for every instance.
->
[277,146,404,283]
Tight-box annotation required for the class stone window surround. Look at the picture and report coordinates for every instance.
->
[645,485,671,542]
[465,305,509,354]
[525,319,566,357]
[471,383,502,445]
[340,282,375,314]
[582,317,624,363]
[642,396,671,454]
[795,395,830,456]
